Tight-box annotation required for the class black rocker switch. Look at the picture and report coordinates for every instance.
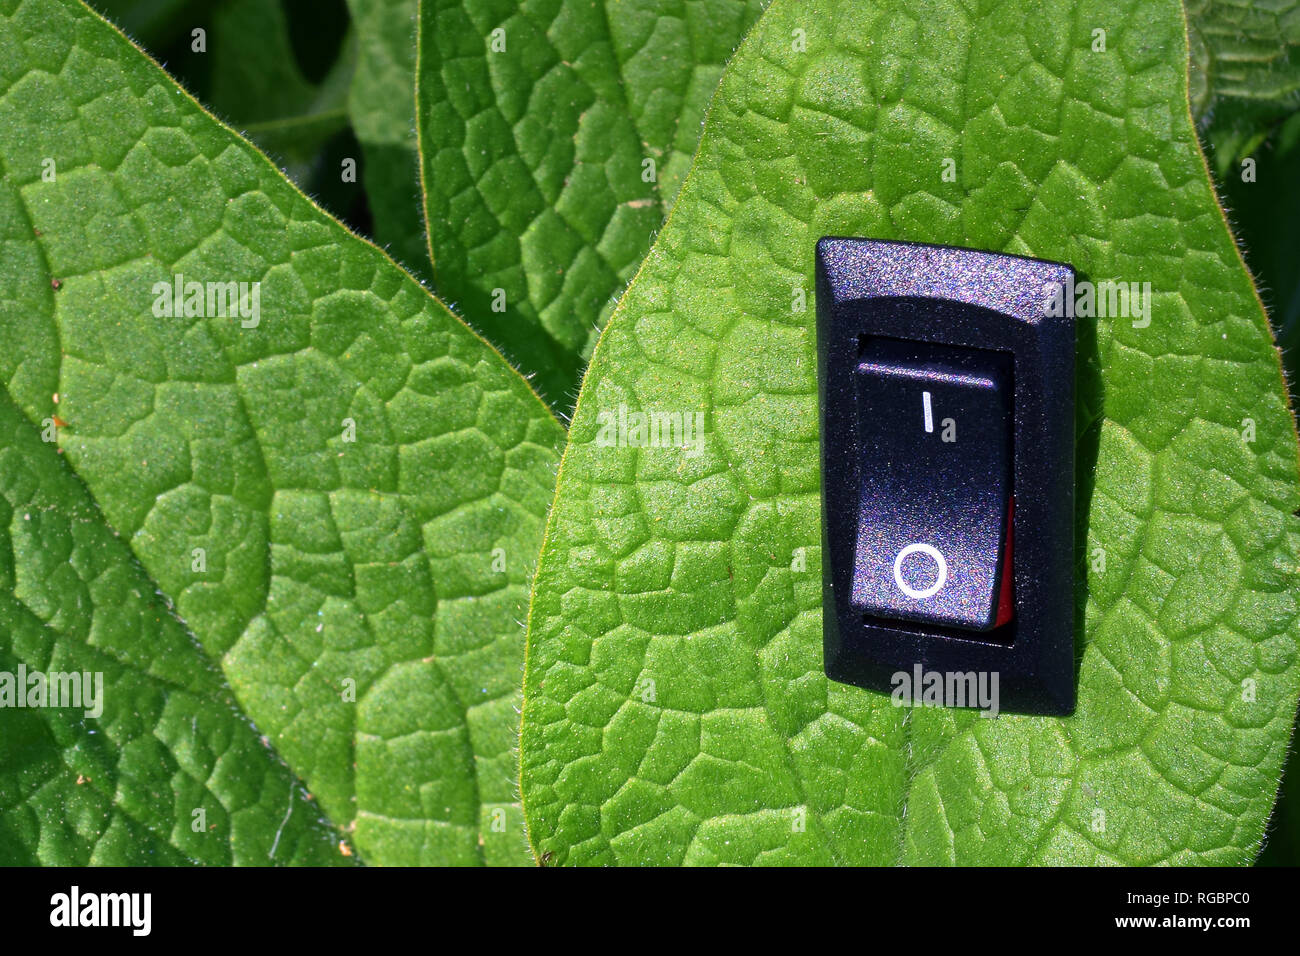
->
[853,338,1013,632]
[817,238,1076,716]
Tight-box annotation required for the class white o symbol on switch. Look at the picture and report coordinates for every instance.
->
[893,543,948,599]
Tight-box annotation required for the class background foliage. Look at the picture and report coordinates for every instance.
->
[0,0,1292,865]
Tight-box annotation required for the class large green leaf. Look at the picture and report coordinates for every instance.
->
[0,0,564,865]
[415,0,768,408]
[0,390,349,865]
[519,0,1300,865]
[346,0,431,281]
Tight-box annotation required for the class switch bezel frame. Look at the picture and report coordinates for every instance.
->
[816,237,1076,716]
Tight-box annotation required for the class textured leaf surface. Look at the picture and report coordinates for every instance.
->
[520,0,1300,865]
[1188,0,1300,115]
[416,0,767,408]
[0,0,564,865]
[1228,115,1300,867]
[1188,0,1300,172]
[0,391,347,865]
[347,0,430,281]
